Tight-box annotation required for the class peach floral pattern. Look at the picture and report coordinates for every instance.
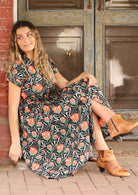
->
[7,58,110,179]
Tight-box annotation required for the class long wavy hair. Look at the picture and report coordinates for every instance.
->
[7,20,56,82]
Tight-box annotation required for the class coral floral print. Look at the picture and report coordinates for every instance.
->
[7,58,111,179]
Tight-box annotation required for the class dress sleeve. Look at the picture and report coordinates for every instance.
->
[7,63,26,87]
[48,58,59,74]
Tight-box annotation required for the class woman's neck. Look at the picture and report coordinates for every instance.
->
[26,51,34,61]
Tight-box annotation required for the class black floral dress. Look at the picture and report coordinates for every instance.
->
[7,58,111,179]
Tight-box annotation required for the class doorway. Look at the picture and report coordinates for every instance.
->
[18,0,138,139]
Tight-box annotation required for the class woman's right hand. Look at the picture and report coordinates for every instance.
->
[9,142,22,164]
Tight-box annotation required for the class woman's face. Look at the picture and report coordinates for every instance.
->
[16,26,36,57]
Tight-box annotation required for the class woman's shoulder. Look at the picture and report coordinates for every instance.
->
[8,58,28,78]
[11,59,24,70]
[7,59,27,87]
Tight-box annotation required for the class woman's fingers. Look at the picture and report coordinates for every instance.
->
[88,79,96,86]
[12,156,18,164]
[9,151,19,164]
[81,72,98,86]
[82,73,97,86]
[12,155,19,164]
[19,152,22,159]
[9,144,22,164]
[88,76,97,86]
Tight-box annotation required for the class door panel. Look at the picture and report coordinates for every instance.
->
[105,0,138,10]
[96,0,138,139]
[105,26,138,109]
[38,26,84,80]
[28,0,84,10]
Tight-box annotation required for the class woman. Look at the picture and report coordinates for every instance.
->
[7,20,138,179]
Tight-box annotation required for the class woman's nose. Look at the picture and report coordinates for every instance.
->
[23,36,28,43]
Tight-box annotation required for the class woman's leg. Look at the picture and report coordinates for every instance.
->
[91,100,138,141]
[92,112,130,177]
[91,100,115,123]
[92,112,109,150]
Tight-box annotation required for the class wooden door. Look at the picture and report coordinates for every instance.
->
[18,0,138,139]
[95,0,138,139]
[18,0,94,81]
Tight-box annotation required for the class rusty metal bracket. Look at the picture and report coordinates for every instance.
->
[97,0,103,11]
[87,0,92,9]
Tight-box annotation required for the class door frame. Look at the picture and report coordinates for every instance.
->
[13,0,18,22]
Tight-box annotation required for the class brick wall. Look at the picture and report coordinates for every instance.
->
[0,0,13,164]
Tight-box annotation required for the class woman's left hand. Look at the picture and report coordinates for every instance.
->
[81,72,97,86]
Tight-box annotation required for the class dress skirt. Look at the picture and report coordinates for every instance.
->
[7,58,111,179]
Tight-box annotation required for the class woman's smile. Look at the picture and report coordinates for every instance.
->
[24,42,32,47]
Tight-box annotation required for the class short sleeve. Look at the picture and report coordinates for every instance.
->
[7,63,26,87]
[48,58,59,74]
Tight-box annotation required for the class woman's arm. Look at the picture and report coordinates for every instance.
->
[55,72,97,89]
[8,81,22,164]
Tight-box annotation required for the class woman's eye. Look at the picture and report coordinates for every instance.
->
[27,34,32,37]
[17,36,22,40]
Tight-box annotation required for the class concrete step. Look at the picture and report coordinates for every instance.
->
[0,141,137,171]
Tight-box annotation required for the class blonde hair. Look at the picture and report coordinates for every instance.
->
[7,20,56,83]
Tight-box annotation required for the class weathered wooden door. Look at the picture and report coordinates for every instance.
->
[18,0,138,139]
[18,0,94,81]
[95,0,138,140]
